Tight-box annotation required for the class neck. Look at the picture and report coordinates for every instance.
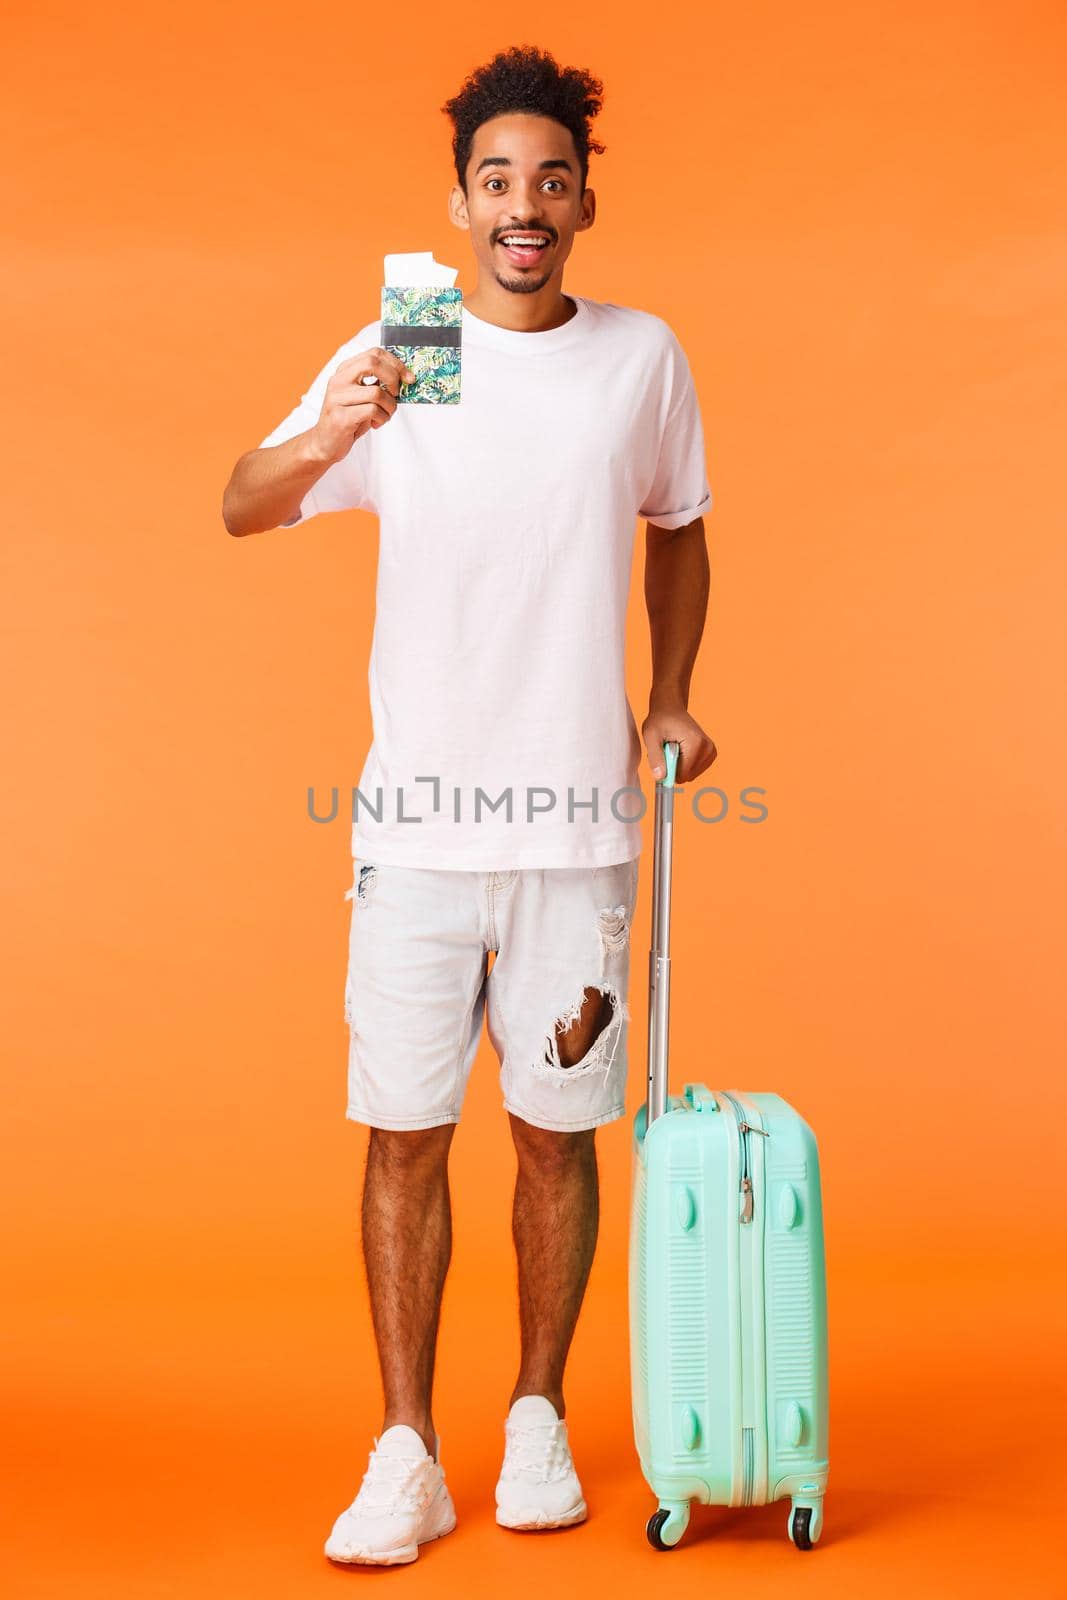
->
[463,276,577,334]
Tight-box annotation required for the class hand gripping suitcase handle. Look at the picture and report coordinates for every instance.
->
[646,740,679,1127]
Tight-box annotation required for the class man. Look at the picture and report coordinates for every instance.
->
[222,44,717,1567]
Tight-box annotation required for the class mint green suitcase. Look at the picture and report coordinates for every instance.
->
[628,742,830,1550]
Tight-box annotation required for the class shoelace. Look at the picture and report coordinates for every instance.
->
[503,1420,571,1483]
[354,1448,436,1514]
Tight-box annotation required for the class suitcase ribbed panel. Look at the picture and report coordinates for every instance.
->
[667,1254,708,1456]
[756,1095,830,1494]
[629,1144,651,1457]
[636,1172,649,1390]
[667,1145,708,1460]
[632,1101,739,1507]
[767,1235,817,1431]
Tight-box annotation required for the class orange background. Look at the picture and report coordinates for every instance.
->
[4,3,1065,1595]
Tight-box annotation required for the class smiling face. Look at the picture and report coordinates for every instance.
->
[449,112,596,297]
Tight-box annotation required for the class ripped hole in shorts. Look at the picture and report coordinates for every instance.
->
[344,863,378,907]
[597,901,630,956]
[531,981,630,1086]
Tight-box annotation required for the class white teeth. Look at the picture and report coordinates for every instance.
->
[501,237,547,246]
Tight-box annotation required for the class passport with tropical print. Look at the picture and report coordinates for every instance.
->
[380,286,462,404]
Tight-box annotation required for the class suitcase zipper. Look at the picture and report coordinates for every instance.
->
[721,1092,770,1224]
[721,1091,770,1507]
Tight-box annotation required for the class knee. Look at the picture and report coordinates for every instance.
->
[509,1113,596,1172]
[368,1123,455,1171]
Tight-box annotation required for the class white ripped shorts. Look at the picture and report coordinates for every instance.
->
[342,858,640,1133]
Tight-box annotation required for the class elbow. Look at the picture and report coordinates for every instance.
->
[221,475,239,536]
[222,454,262,536]
[222,484,252,537]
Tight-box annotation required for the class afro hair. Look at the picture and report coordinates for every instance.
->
[441,44,606,195]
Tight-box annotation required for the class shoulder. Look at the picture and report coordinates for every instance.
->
[579,297,683,355]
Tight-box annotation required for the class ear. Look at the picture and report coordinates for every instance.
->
[575,187,596,234]
[448,184,470,231]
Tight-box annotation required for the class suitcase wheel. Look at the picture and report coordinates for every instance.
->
[788,1499,823,1550]
[646,1503,689,1550]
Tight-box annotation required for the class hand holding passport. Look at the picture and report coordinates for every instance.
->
[378,252,462,405]
[325,252,460,460]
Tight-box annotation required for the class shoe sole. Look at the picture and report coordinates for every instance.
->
[325,1496,457,1565]
[495,1499,588,1531]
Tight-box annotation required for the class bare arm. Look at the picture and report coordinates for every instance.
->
[645,516,709,709]
[222,431,332,537]
[641,516,718,782]
[222,346,414,537]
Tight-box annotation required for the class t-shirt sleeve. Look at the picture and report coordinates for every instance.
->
[638,328,713,530]
[258,328,379,526]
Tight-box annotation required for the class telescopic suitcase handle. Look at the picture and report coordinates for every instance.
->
[646,740,680,1126]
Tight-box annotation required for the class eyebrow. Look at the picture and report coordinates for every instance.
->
[474,156,574,175]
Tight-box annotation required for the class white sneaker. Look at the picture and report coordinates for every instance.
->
[324,1424,457,1565]
[495,1395,588,1530]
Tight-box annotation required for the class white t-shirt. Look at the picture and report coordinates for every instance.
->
[259,294,712,870]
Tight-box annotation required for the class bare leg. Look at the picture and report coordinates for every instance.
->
[506,1113,600,1421]
[360,1123,456,1460]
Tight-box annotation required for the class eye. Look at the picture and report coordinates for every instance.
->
[484,176,566,193]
